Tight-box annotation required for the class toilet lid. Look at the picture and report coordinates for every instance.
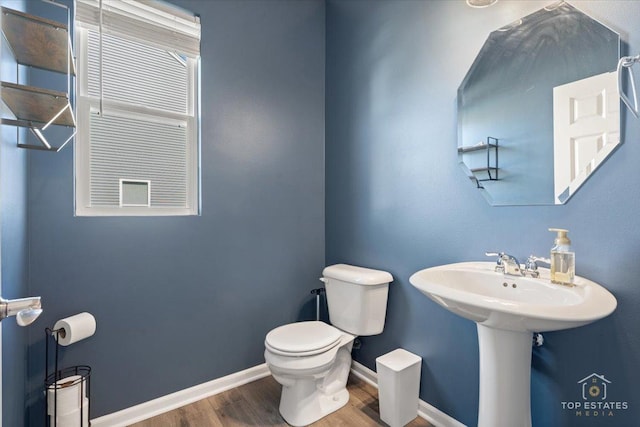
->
[265,321,342,355]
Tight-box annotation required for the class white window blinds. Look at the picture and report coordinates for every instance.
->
[75,0,200,216]
[86,31,189,113]
[76,0,200,57]
[88,112,188,207]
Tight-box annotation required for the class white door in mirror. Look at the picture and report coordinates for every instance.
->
[553,71,620,204]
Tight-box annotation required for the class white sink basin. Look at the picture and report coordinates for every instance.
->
[410,261,617,427]
[409,261,616,332]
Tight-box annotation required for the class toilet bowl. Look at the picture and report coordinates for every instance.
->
[264,321,355,426]
[264,264,393,426]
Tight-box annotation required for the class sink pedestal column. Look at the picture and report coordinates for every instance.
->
[477,324,532,427]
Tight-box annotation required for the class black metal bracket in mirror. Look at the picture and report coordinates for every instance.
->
[457,1,620,205]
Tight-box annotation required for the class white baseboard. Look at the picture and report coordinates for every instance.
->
[350,361,467,427]
[90,364,270,427]
[91,360,466,427]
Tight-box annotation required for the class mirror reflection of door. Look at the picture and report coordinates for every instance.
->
[553,72,620,203]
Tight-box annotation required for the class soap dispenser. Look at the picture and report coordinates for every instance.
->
[549,228,575,285]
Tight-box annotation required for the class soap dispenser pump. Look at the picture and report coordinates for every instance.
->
[549,228,575,285]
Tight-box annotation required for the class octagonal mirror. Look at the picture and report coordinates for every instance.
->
[457,1,620,205]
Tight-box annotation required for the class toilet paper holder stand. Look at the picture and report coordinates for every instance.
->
[44,327,92,427]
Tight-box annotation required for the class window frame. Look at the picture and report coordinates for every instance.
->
[74,16,201,217]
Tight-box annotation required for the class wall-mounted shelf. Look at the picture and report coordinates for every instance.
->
[459,137,499,188]
[469,166,499,175]
[458,142,498,154]
[1,7,75,75]
[0,4,76,152]
[1,82,74,127]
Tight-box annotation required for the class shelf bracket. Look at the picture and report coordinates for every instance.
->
[17,127,77,152]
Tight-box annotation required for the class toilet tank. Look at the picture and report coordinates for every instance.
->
[322,264,393,336]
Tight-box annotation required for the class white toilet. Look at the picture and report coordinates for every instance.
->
[264,264,393,426]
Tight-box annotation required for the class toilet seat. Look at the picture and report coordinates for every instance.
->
[265,321,342,357]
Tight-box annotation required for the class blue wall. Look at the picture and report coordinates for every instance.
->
[326,1,640,426]
[25,0,325,422]
[8,0,640,426]
[1,0,29,425]
[1,133,28,427]
[0,132,28,427]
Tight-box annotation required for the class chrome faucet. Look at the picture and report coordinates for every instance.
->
[486,252,521,276]
[487,252,550,278]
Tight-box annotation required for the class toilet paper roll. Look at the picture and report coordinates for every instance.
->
[47,375,87,415]
[53,313,96,346]
[50,399,89,427]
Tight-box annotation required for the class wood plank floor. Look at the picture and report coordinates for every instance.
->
[129,374,433,426]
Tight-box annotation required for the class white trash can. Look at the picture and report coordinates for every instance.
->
[376,348,422,427]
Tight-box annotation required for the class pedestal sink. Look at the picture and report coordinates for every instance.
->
[410,262,617,427]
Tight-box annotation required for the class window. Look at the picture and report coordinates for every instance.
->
[75,0,201,216]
